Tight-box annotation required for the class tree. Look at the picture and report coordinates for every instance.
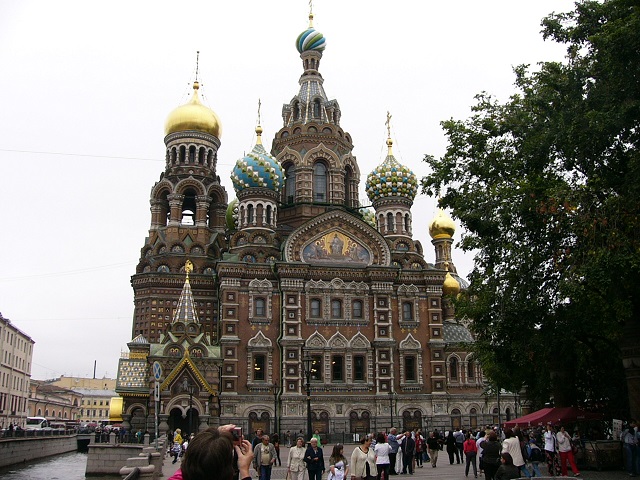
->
[422,0,640,417]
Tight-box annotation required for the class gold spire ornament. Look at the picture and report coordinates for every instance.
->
[385,111,394,155]
[256,99,263,145]
[309,0,314,26]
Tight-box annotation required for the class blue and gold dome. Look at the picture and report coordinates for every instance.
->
[231,126,285,193]
[296,13,326,53]
[365,138,418,202]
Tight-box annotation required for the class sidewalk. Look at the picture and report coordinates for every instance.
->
[161,443,629,479]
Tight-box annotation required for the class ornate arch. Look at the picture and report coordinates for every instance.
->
[175,177,206,196]
[306,331,328,349]
[276,146,303,167]
[284,211,391,266]
[248,331,273,348]
[303,143,339,168]
[327,331,348,349]
[349,332,371,349]
[151,179,174,199]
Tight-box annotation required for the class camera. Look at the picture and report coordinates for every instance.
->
[232,427,242,444]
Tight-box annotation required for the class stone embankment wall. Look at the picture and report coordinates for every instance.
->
[0,436,77,468]
[85,444,145,475]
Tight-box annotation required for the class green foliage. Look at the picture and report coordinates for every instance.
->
[423,0,639,415]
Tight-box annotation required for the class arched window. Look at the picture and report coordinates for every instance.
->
[313,99,321,118]
[313,162,327,202]
[331,299,342,318]
[310,299,321,317]
[387,212,394,232]
[266,205,272,225]
[449,357,459,380]
[247,204,254,224]
[253,354,265,381]
[345,166,353,207]
[284,164,296,204]
[467,360,475,379]
[352,300,363,318]
[255,298,266,317]
[188,146,196,163]
[404,214,410,233]
[451,408,462,429]
[402,302,413,321]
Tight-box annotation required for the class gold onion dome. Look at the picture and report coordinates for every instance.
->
[429,208,456,239]
[443,271,461,296]
[164,81,222,138]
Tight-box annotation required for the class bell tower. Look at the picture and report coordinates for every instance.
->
[131,69,228,342]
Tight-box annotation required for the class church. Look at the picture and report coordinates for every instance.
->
[115,11,515,439]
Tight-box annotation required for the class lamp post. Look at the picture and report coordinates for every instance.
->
[182,378,194,436]
[303,350,312,441]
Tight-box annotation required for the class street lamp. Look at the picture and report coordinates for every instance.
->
[303,349,312,441]
[182,378,194,436]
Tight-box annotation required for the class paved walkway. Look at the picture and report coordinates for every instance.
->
[161,444,629,479]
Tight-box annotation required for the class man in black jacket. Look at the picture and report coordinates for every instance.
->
[304,437,325,480]
[401,431,416,474]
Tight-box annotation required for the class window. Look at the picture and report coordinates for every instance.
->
[253,354,265,381]
[387,212,394,232]
[255,298,266,317]
[247,204,254,224]
[310,355,322,381]
[450,357,458,380]
[467,360,475,379]
[266,205,272,224]
[284,164,296,203]
[331,299,342,318]
[402,302,413,321]
[313,162,327,202]
[332,356,344,382]
[352,300,363,319]
[405,356,416,382]
[354,355,365,381]
[310,299,321,317]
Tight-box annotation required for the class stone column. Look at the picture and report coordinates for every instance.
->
[195,195,212,227]
[198,415,211,432]
[167,194,184,226]
[158,414,170,434]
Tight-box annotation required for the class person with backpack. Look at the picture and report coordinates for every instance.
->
[525,437,544,477]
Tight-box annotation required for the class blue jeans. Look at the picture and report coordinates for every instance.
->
[527,461,543,477]
[519,464,532,478]
[259,465,272,480]
[624,443,639,476]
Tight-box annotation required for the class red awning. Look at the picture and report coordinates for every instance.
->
[503,407,603,428]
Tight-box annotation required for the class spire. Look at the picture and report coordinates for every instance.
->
[172,260,199,324]
[385,111,394,156]
[256,99,263,145]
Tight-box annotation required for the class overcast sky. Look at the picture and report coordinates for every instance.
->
[0,0,577,381]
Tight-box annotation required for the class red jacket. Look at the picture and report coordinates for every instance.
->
[463,438,478,454]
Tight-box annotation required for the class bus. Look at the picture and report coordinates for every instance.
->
[26,416,49,430]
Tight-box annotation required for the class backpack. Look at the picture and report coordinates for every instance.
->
[527,444,544,462]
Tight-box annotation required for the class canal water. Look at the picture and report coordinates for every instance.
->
[0,451,113,479]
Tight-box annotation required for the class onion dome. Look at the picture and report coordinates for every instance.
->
[443,271,461,296]
[296,13,326,53]
[164,81,222,138]
[360,208,376,228]
[365,137,418,202]
[226,198,238,230]
[429,208,456,239]
[231,126,285,193]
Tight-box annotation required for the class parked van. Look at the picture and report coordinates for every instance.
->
[50,422,67,432]
[26,416,49,430]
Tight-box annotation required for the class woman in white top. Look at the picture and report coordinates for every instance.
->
[543,424,559,476]
[557,426,580,477]
[374,433,391,480]
[351,435,376,480]
[329,444,349,480]
[501,429,526,477]
[287,437,307,480]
